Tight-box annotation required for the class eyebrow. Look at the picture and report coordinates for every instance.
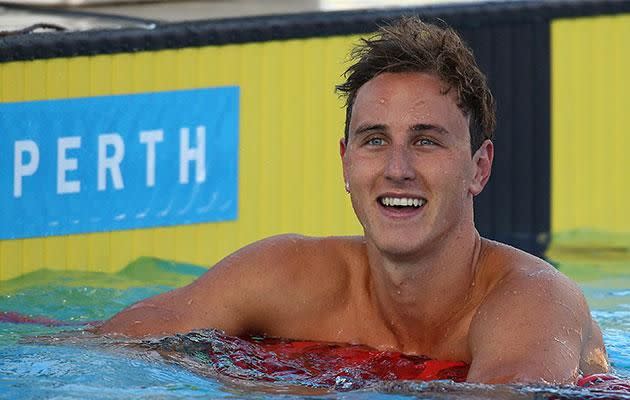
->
[411,123,450,135]
[352,123,449,137]
[353,123,387,136]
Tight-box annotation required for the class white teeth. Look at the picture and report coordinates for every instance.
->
[379,197,425,208]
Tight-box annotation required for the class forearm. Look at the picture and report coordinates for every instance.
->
[95,300,191,337]
[466,358,580,385]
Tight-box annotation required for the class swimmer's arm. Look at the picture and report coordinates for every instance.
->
[94,265,251,337]
[466,268,603,384]
[95,234,310,338]
[93,275,245,337]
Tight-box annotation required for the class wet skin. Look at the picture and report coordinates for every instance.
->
[97,72,609,384]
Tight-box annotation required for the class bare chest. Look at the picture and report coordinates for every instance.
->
[279,301,476,364]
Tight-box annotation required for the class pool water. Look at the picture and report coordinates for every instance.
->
[1,256,629,399]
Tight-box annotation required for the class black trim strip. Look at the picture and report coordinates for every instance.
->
[0,0,629,62]
[0,1,159,25]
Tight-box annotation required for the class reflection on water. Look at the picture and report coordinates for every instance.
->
[0,257,629,399]
[11,329,630,399]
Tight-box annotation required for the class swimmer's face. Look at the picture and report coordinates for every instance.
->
[340,72,493,257]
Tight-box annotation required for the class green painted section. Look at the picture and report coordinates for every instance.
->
[0,257,204,295]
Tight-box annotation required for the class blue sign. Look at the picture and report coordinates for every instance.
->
[0,87,239,239]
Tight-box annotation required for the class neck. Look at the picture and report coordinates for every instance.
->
[365,224,483,349]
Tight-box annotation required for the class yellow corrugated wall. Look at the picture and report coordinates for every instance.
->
[551,14,630,250]
[0,36,364,281]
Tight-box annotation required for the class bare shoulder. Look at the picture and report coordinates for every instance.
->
[467,239,607,383]
[200,234,363,290]
[480,241,591,330]
[192,234,366,332]
[474,239,590,326]
[96,234,365,338]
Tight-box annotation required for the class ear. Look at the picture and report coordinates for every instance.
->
[340,137,349,184]
[469,139,494,196]
[339,137,347,158]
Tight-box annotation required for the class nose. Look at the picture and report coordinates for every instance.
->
[384,144,416,182]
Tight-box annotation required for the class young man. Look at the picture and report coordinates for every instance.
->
[97,17,608,384]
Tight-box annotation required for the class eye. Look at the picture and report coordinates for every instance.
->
[416,138,436,146]
[366,137,386,146]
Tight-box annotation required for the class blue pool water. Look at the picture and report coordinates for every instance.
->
[0,257,628,399]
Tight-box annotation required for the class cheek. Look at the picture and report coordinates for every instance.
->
[345,155,381,182]
[436,159,474,195]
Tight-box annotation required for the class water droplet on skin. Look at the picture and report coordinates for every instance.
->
[379,98,385,104]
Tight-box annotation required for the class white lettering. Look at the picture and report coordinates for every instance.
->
[14,140,40,198]
[12,124,214,199]
[98,133,125,191]
[139,129,163,187]
[57,136,81,194]
[179,126,206,184]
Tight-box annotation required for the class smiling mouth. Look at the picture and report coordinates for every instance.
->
[378,196,427,209]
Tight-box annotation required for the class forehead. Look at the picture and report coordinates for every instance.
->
[349,72,468,135]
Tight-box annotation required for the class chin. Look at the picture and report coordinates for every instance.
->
[369,234,429,260]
